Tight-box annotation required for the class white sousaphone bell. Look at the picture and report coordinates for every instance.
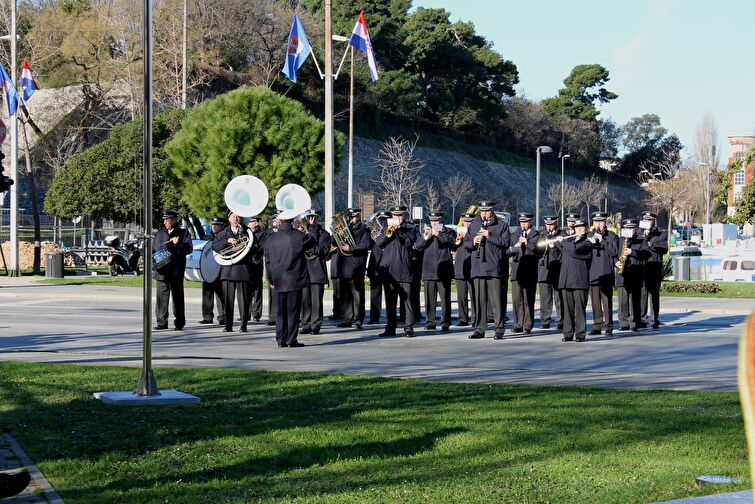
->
[275,183,311,220]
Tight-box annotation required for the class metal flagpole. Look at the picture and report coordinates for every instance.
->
[9,0,18,276]
[324,0,334,229]
[347,46,354,208]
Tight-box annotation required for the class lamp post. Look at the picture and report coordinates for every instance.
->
[535,146,553,226]
[560,154,570,227]
[698,162,710,225]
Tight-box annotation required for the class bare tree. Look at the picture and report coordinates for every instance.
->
[639,150,692,246]
[691,113,720,223]
[577,174,608,216]
[442,173,473,222]
[424,179,442,214]
[547,182,582,218]
[372,136,426,209]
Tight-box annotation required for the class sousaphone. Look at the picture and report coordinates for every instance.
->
[214,175,268,266]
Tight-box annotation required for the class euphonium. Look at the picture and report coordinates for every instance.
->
[454,205,479,245]
[330,211,357,257]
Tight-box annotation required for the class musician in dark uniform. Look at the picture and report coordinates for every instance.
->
[261,212,317,347]
[246,217,265,323]
[367,211,390,324]
[264,213,281,326]
[333,208,371,329]
[509,212,540,334]
[555,218,593,342]
[329,250,341,321]
[565,212,579,234]
[376,205,419,337]
[300,209,332,335]
[639,211,668,329]
[616,218,645,331]
[414,211,456,331]
[588,211,619,335]
[212,211,255,332]
[199,216,226,325]
[463,200,511,339]
[409,219,424,324]
[153,210,192,330]
[537,215,564,329]
[453,212,476,327]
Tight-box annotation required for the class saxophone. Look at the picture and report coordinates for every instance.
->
[454,205,479,246]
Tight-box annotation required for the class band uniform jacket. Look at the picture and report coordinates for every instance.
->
[413,226,456,281]
[614,236,646,288]
[332,220,371,279]
[262,221,317,292]
[153,226,192,282]
[462,215,511,279]
[212,225,255,282]
[376,222,419,283]
[589,229,619,285]
[453,239,472,280]
[305,224,332,285]
[510,227,541,284]
[366,239,383,279]
[641,226,668,284]
[557,235,593,290]
[537,228,565,284]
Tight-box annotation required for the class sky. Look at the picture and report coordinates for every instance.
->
[416,0,754,167]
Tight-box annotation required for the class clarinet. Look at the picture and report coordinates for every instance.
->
[476,220,488,259]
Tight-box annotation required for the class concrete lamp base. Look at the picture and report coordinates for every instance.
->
[93,390,200,406]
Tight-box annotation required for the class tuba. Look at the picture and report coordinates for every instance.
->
[330,211,357,257]
[214,175,268,266]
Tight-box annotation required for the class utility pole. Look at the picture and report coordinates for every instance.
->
[181,0,187,109]
[9,0,18,276]
[323,0,334,231]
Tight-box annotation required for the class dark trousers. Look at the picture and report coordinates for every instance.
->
[330,278,341,319]
[539,282,562,327]
[247,269,263,321]
[156,278,185,328]
[368,276,382,323]
[276,290,302,345]
[222,280,249,331]
[267,285,277,323]
[562,288,588,340]
[640,279,661,324]
[301,283,325,332]
[338,277,365,325]
[618,285,642,329]
[590,282,614,331]
[473,277,505,334]
[511,280,536,331]
[412,279,422,322]
[385,279,416,332]
[201,279,224,323]
[455,278,473,324]
[425,278,452,327]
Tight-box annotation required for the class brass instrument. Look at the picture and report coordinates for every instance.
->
[615,233,630,275]
[366,212,385,240]
[295,212,310,234]
[454,205,479,246]
[214,175,268,266]
[422,225,432,240]
[330,211,356,257]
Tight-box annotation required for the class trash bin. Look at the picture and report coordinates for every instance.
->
[674,257,690,281]
[46,251,64,278]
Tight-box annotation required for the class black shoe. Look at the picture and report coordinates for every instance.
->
[277,342,288,348]
[541,323,551,329]
[223,328,232,332]
[619,326,630,331]
[524,327,532,334]
[404,329,415,338]
[441,325,450,332]
[266,320,276,326]
[426,323,436,330]
[561,337,573,342]
[493,332,505,340]
[174,326,184,331]
[557,324,563,330]
[354,322,363,330]
[300,327,312,334]
[457,321,469,327]
[253,317,261,322]
[652,321,660,329]
[289,341,306,348]
[239,326,248,333]
[468,332,485,339]
[605,330,613,335]
[153,325,168,330]
[378,331,396,337]
[637,322,648,329]
[0,471,31,499]
[512,327,524,333]
[589,329,601,336]
[218,320,225,326]
[312,328,321,335]
[198,319,213,324]
[576,337,586,342]
[336,322,352,328]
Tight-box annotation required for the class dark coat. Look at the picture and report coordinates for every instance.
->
[453,238,472,280]
[557,235,593,290]
[152,226,192,282]
[332,220,371,279]
[212,225,254,282]
[509,227,541,284]
[537,228,565,284]
[589,229,619,285]
[376,222,419,283]
[367,239,383,279]
[261,221,316,292]
[615,235,647,288]
[463,215,511,278]
[305,224,332,285]
[413,226,456,280]
[642,226,668,284]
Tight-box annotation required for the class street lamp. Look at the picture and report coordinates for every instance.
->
[698,162,711,225]
[560,154,570,227]
[535,146,553,226]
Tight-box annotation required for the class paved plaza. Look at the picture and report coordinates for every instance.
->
[0,276,751,391]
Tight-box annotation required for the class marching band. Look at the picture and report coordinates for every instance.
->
[153,179,669,345]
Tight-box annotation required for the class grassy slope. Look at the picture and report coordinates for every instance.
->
[0,362,747,504]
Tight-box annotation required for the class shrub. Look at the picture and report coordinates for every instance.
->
[660,282,722,294]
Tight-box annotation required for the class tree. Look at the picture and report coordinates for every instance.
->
[730,179,755,227]
[423,179,442,214]
[541,64,617,121]
[547,182,582,217]
[372,136,426,208]
[597,118,621,159]
[442,173,474,222]
[689,113,720,223]
[639,151,692,246]
[45,109,188,224]
[718,146,755,226]
[577,174,608,217]
[166,86,343,219]
[621,114,683,177]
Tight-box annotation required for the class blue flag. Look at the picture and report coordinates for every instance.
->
[0,62,18,116]
[281,15,312,83]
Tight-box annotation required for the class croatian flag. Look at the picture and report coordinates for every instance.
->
[348,11,379,82]
[281,15,312,83]
[0,62,18,116]
[20,59,39,102]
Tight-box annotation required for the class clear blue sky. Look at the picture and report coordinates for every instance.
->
[416,0,754,165]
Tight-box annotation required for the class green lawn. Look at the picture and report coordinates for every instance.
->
[37,275,202,288]
[0,362,748,504]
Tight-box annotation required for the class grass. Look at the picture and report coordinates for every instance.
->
[660,281,755,298]
[36,274,200,288]
[0,362,748,504]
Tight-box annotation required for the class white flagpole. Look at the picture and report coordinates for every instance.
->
[347,46,354,208]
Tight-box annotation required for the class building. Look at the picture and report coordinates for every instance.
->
[727,136,755,217]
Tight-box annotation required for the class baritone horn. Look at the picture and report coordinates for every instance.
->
[214,175,268,266]
[330,211,356,257]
